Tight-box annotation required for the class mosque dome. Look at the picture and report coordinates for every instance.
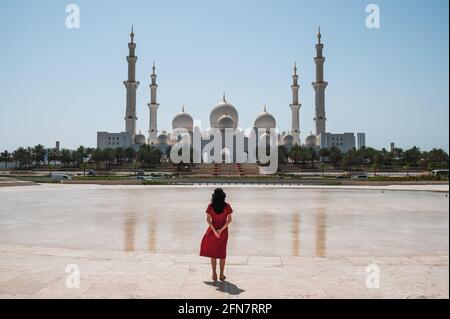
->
[172,106,193,131]
[305,132,318,147]
[281,134,294,145]
[157,134,169,145]
[210,95,239,128]
[217,114,235,129]
[254,107,276,129]
[134,133,146,145]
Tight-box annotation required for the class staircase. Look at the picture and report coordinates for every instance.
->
[240,163,260,175]
[236,163,245,176]
[213,164,219,176]
[189,163,260,176]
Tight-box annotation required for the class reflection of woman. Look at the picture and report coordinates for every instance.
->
[199,188,233,281]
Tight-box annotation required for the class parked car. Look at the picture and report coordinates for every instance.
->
[87,170,96,176]
[351,175,368,180]
[136,170,145,176]
[432,169,449,177]
[51,174,72,181]
[148,173,167,179]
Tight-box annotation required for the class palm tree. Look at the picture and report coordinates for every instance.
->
[80,163,87,176]
[342,152,354,173]
[0,150,12,175]
[26,147,33,168]
[47,148,62,166]
[404,146,421,167]
[132,161,140,176]
[114,148,125,166]
[137,145,161,168]
[48,164,54,176]
[328,146,343,168]
[104,148,115,169]
[372,153,381,177]
[391,147,404,165]
[92,148,107,169]
[427,148,449,168]
[288,145,302,165]
[278,146,288,164]
[319,148,330,162]
[60,149,72,167]
[33,144,46,167]
[353,149,364,170]
[125,147,137,164]
[319,162,326,177]
[13,147,27,169]
[76,146,87,166]
[308,147,318,169]
[288,146,311,168]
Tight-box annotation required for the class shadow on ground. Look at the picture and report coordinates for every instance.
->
[204,281,245,295]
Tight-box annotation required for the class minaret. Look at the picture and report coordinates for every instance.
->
[290,62,301,145]
[148,62,159,144]
[124,25,140,138]
[312,27,328,137]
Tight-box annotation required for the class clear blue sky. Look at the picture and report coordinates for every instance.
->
[0,0,448,151]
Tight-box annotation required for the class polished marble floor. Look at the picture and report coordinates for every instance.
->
[0,184,448,298]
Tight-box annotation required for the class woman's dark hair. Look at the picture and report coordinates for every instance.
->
[211,188,226,214]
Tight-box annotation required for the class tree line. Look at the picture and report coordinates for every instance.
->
[278,145,449,171]
[0,145,165,170]
[0,144,448,171]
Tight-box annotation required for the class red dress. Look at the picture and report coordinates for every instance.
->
[200,203,233,259]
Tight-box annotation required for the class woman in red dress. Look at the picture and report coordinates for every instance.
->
[200,188,233,281]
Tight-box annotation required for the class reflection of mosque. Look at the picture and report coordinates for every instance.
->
[290,208,327,257]
[123,207,327,257]
[97,27,365,158]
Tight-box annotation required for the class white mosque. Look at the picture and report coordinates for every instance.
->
[97,27,366,160]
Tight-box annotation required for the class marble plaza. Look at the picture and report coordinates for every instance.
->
[0,184,448,298]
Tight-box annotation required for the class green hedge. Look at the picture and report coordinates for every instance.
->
[368,175,448,182]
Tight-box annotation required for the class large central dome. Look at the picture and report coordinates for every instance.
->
[209,95,239,129]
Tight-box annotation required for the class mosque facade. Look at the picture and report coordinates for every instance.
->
[97,27,366,160]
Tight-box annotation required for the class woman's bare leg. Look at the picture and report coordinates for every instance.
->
[211,258,218,281]
[219,259,226,281]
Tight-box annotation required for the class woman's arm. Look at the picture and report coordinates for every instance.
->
[218,214,232,234]
[207,214,221,238]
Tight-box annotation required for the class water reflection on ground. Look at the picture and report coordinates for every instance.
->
[0,185,448,257]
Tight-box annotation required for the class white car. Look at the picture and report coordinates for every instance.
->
[351,175,368,180]
[51,174,72,181]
